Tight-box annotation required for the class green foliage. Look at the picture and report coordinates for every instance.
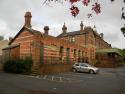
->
[119,49,125,56]
[4,57,33,74]
[121,27,125,35]
[95,61,101,64]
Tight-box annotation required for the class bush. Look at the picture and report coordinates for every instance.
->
[95,61,101,64]
[4,57,32,74]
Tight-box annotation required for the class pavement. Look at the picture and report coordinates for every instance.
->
[0,65,125,94]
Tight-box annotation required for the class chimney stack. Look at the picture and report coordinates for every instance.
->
[62,22,67,34]
[24,11,32,28]
[44,26,49,35]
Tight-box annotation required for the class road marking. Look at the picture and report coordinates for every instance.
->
[60,73,94,79]
[42,75,82,83]
[43,75,47,79]
[53,88,57,90]
[60,77,62,81]
[52,76,54,81]
[26,74,86,83]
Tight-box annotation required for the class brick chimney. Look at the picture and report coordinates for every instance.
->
[62,22,67,34]
[80,21,84,31]
[44,26,49,35]
[24,11,32,28]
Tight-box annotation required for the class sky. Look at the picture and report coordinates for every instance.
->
[0,0,125,49]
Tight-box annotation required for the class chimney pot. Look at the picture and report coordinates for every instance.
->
[44,26,49,35]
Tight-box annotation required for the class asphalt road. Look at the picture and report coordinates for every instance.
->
[0,66,125,94]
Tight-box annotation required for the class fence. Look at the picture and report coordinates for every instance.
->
[0,55,2,63]
[0,55,3,71]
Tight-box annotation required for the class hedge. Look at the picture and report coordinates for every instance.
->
[4,57,32,74]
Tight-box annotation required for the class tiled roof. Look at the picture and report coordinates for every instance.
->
[57,26,97,38]
[57,31,87,37]
[2,44,20,50]
[25,27,42,35]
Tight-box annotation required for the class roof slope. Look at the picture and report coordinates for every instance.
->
[57,31,87,37]
[9,26,43,45]
[57,26,99,38]
[2,44,20,50]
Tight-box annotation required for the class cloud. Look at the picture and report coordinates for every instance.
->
[0,0,125,48]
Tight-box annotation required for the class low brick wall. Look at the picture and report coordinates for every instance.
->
[95,63,123,68]
[38,64,73,75]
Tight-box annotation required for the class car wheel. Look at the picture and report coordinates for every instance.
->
[73,69,77,72]
[89,70,95,74]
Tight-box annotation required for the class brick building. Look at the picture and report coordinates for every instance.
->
[57,21,111,62]
[2,12,112,73]
[3,12,88,74]
[95,48,123,67]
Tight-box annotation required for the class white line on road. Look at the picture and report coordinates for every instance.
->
[43,75,47,79]
[60,73,94,79]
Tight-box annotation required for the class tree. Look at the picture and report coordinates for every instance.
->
[43,0,125,36]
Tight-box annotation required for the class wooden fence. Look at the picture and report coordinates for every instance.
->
[0,55,3,71]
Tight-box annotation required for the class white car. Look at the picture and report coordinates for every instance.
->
[72,63,99,74]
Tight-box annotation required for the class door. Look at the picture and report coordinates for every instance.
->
[66,48,70,63]
[40,45,44,64]
[80,64,89,72]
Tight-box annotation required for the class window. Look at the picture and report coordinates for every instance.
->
[80,63,88,67]
[74,49,76,58]
[75,63,79,66]
[72,37,75,42]
[66,48,70,63]
[69,36,75,42]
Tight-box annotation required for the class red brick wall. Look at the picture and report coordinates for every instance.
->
[10,28,93,74]
[95,36,111,49]
[42,35,86,64]
[10,47,20,59]
[57,32,96,63]
[38,64,73,75]
[11,30,34,58]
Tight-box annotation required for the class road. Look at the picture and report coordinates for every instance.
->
[0,66,125,94]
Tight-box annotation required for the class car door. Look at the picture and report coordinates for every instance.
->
[75,63,81,71]
[81,64,89,72]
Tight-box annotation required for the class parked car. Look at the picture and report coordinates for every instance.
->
[72,62,99,74]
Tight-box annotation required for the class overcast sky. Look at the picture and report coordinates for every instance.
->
[0,0,125,49]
